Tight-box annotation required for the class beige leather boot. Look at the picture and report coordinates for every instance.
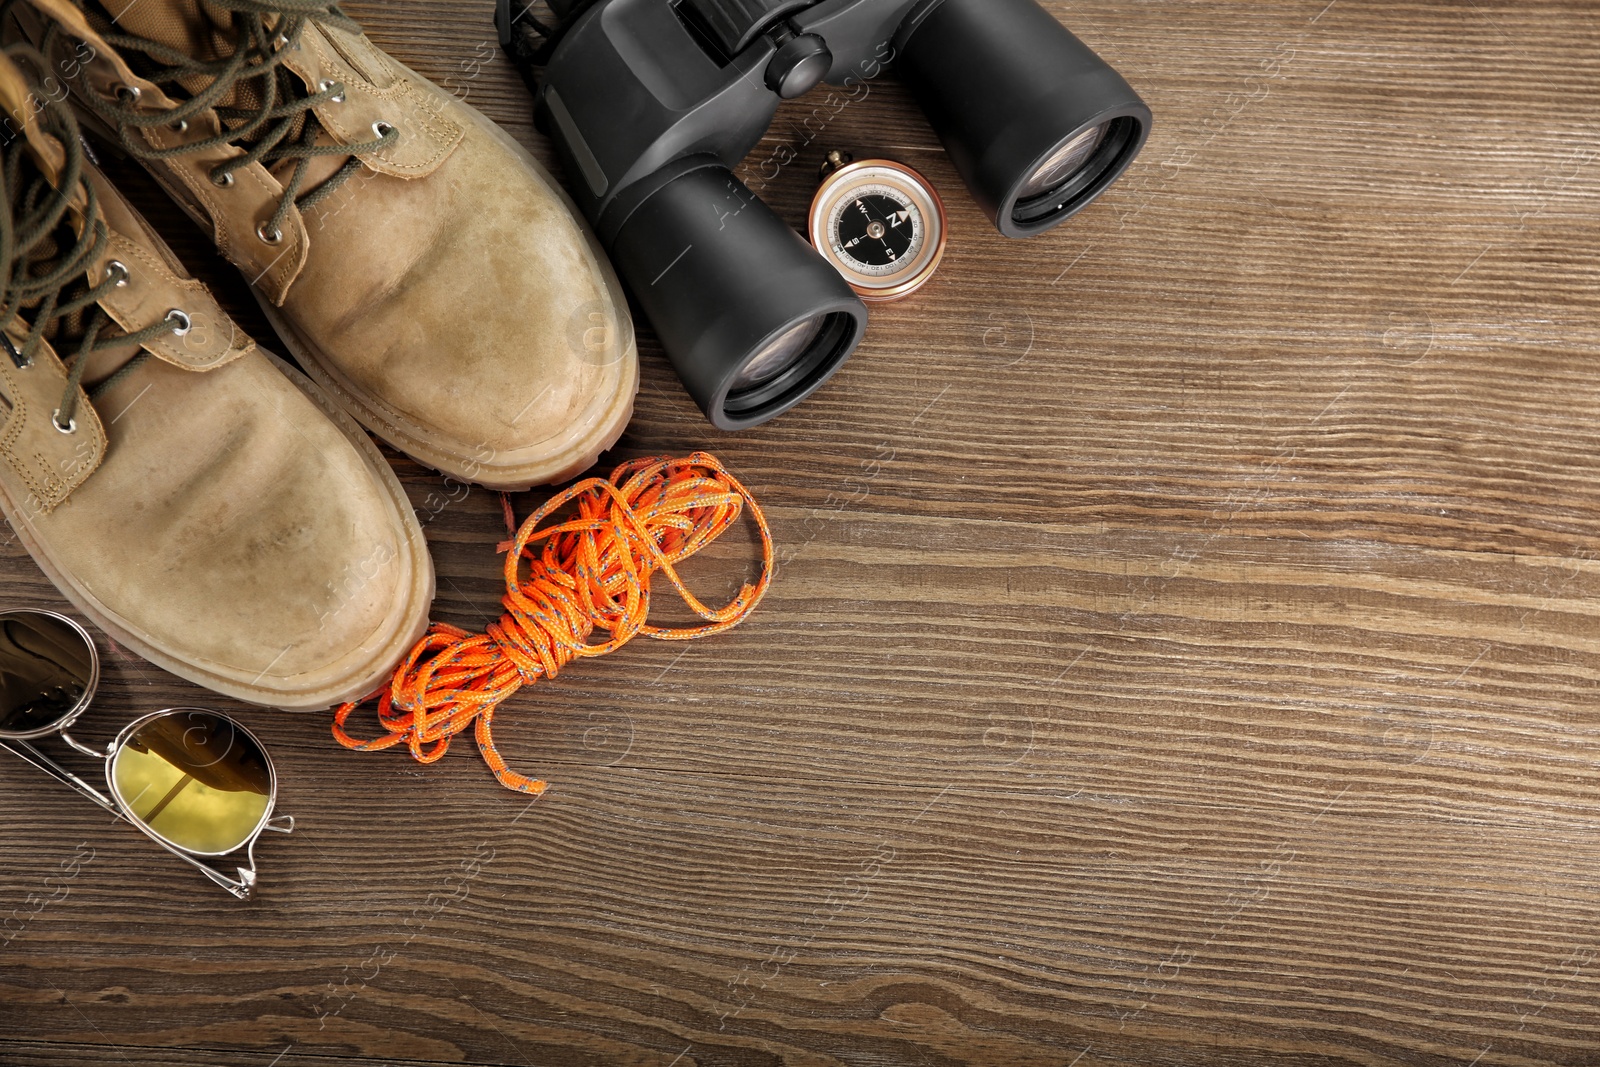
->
[18,0,638,491]
[0,47,433,710]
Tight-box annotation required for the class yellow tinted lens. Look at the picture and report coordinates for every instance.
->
[110,711,272,855]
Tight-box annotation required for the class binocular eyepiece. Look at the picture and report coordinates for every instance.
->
[506,0,1151,429]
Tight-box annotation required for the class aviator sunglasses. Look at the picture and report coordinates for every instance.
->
[0,609,293,899]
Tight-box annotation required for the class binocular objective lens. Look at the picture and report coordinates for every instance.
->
[1017,123,1109,202]
[731,316,827,391]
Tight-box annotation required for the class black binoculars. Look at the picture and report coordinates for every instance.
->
[499,0,1151,429]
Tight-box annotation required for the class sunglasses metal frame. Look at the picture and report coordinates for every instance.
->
[0,609,293,899]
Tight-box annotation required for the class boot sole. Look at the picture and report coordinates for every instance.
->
[0,354,435,712]
[255,63,638,492]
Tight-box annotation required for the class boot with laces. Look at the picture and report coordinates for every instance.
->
[12,0,638,491]
[0,46,433,710]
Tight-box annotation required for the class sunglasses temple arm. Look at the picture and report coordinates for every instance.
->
[0,740,271,902]
[0,739,123,820]
[126,824,257,899]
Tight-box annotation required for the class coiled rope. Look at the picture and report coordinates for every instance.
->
[333,453,773,794]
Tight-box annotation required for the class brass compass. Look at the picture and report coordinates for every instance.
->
[808,151,948,302]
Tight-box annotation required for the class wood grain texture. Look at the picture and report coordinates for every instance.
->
[5,0,1600,1064]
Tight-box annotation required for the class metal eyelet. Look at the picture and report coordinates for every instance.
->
[105,260,130,287]
[3,335,28,370]
[273,33,290,49]
[114,83,141,104]
[256,222,284,245]
[165,309,192,336]
[372,121,396,141]
[51,410,77,434]
[210,169,235,188]
[169,117,188,134]
[318,79,345,104]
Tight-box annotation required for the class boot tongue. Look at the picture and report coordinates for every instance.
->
[90,0,352,200]
[99,0,271,111]
[0,52,164,395]
[0,53,65,184]
[102,0,238,65]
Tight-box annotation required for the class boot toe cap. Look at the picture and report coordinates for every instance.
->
[283,110,639,489]
[14,355,434,710]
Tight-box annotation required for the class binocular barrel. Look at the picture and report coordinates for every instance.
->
[526,0,1151,429]
[896,0,1151,238]
[607,161,868,430]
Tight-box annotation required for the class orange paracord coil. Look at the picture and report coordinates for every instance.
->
[332,453,773,794]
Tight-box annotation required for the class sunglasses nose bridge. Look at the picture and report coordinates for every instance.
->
[58,729,111,759]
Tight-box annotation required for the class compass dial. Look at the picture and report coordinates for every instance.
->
[810,160,946,302]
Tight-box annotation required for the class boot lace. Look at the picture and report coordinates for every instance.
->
[0,89,178,433]
[49,0,397,244]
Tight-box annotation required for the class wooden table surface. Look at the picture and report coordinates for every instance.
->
[6,1,1600,1064]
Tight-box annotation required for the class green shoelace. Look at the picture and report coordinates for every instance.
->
[0,90,176,433]
[55,0,397,245]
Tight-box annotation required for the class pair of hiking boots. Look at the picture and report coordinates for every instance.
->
[0,0,638,709]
